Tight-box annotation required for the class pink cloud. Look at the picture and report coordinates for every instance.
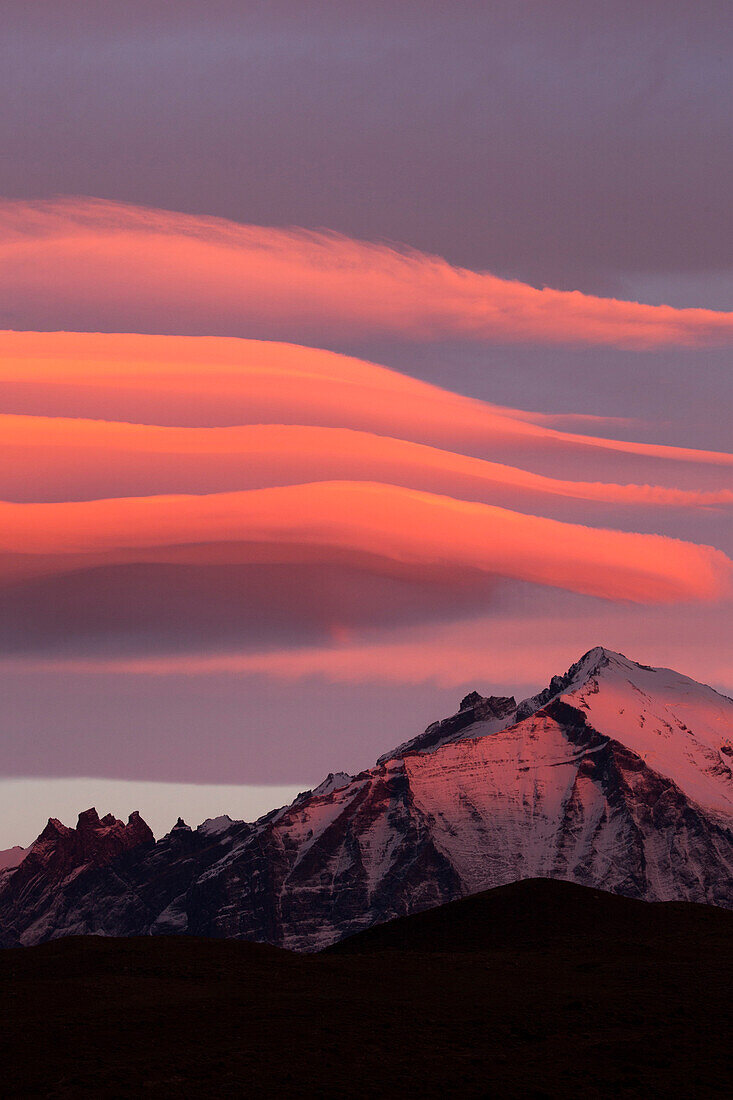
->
[1,331,731,468]
[3,414,731,509]
[6,606,732,698]
[3,198,733,349]
[1,481,730,604]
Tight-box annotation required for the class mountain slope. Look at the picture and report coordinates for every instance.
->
[516,646,733,816]
[0,647,731,950]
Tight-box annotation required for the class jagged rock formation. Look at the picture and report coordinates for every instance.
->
[1,647,731,949]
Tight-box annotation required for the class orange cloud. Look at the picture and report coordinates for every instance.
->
[1,481,729,604]
[3,414,731,509]
[1,330,731,467]
[3,198,733,349]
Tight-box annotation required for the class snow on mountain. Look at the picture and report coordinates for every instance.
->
[379,691,518,762]
[306,772,354,799]
[515,647,733,817]
[0,647,730,950]
[198,814,239,836]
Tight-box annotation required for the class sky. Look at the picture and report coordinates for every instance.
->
[1,2,731,846]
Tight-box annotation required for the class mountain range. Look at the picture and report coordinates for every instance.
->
[1,646,731,949]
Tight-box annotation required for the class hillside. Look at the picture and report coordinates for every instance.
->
[1,879,730,1098]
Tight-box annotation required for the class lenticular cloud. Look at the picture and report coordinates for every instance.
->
[0,328,731,663]
[1,481,730,604]
[2,330,731,466]
[2,415,732,508]
[4,198,733,348]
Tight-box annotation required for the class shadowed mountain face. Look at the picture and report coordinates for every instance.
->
[0,647,731,950]
[1,879,731,1099]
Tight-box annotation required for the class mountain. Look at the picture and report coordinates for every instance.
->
[2,879,731,1098]
[0,846,27,871]
[0,647,731,949]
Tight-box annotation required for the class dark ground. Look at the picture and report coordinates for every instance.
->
[1,879,731,1098]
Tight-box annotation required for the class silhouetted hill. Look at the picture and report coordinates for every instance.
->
[2,879,730,1098]
[329,875,733,953]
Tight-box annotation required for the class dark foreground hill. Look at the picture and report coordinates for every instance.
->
[2,879,731,1099]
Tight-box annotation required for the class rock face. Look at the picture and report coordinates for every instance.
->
[1,647,731,950]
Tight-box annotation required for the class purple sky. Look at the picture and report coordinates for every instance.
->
[1,3,731,292]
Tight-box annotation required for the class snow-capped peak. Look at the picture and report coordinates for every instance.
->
[198,814,238,836]
[374,645,731,819]
[515,647,733,817]
[514,645,622,719]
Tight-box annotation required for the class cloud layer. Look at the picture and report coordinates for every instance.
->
[1,328,730,663]
[1,481,729,620]
[4,200,733,348]
[4,415,732,508]
[2,330,731,467]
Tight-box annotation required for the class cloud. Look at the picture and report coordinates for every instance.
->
[0,559,493,657]
[3,199,733,349]
[0,329,729,675]
[6,600,733,699]
[4,414,732,509]
[2,330,731,467]
[1,482,729,607]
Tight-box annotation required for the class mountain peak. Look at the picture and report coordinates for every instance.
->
[40,818,73,841]
[513,647,733,817]
[514,646,627,720]
[0,648,730,950]
[379,649,648,765]
[377,646,731,819]
[311,772,354,798]
[77,807,103,830]
[459,690,485,711]
[579,644,618,660]
[575,645,616,671]
[0,845,28,872]
[575,645,648,674]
